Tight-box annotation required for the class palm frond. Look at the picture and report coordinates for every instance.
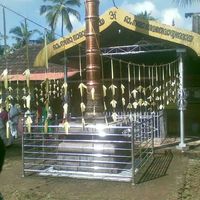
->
[40,0,81,33]
[40,5,53,15]
[62,10,73,32]
[66,7,81,21]
[65,0,81,7]
[174,0,200,6]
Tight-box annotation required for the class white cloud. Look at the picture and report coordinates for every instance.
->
[55,15,84,36]
[119,0,192,30]
[161,8,184,27]
[69,14,84,32]
[121,0,159,16]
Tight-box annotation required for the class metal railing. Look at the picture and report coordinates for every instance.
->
[105,111,166,144]
[22,113,157,183]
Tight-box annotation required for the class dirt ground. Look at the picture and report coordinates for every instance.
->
[0,141,200,200]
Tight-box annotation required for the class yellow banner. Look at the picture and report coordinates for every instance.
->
[34,7,200,67]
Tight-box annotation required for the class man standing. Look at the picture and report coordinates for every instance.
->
[0,105,8,146]
[8,100,20,145]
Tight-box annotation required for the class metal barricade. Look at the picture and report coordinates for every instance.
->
[22,114,155,184]
[132,113,154,184]
[22,123,133,182]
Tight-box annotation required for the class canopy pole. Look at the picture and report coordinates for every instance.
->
[176,49,188,151]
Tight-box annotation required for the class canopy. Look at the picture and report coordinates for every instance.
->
[34,7,200,67]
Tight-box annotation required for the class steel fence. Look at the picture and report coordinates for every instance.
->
[22,112,158,183]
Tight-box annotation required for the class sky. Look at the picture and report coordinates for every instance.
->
[0,0,200,44]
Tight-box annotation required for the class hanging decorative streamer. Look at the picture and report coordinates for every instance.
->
[98,55,180,114]
[142,65,146,95]
[109,59,118,96]
[122,97,126,106]
[119,60,126,115]
[138,65,143,113]
[91,88,95,100]
[121,84,125,95]
[16,73,19,101]
[127,63,132,110]
[44,118,48,134]
[110,99,117,109]
[109,58,118,121]
[25,116,33,133]
[158,66,164,110]
[112,112,118,122]
[44,79,49,134]
[6,121,10,139]
[133,65,136,85]
[101,55,108,118]
[44,29,49,69]
[151,66,154,87]
[138,65,141,82]
[23,69,30,89]
[63,103,68,118]
[78,83,87,97]
[111,59,114,79]
[104,101,107,111]
[109,84,117,96]
[80,102,86,113]
[141,65,147,109]
[131,88,138,99]
[78,46,86,127]
[1,69,8,89]
[103,85,107,97]
[23,94,31,109]
[64,120,70,134]
[161,65,166,106]
[62,82,68,96]
[2,7,8,91]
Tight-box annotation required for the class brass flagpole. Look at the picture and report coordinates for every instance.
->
[85,0,103,117]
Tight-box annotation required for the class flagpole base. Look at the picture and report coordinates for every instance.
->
[176,143,189,152]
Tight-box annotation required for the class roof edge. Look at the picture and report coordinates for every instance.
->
[34,7,200,67]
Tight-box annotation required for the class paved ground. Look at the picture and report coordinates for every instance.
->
[0,138,200,200]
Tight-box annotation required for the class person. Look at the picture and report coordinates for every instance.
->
[8,100,21,144]
[0,105,8,146]
[0,137,5,172]
[0,137,5,200]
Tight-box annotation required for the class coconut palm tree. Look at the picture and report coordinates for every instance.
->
[40,0,81,36]
[112,0,118,8]
[136,11,156,20]
[37,30,56,44]
[9,22,39,48]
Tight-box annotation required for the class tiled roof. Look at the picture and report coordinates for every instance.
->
[0,44,64,74]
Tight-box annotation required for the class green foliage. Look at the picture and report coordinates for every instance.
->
[9,22,40,48]
[40,0,81,35]
[136,11,156,20]
[37,30,57,44]
[173,0,200,6]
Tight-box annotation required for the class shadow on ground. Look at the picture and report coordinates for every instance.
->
[137,150,173,184]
